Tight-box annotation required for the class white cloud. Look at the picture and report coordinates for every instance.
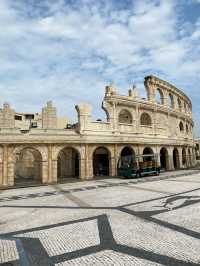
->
[0,0,200,134]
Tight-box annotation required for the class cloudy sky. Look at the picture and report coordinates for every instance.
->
[0,0,200,135]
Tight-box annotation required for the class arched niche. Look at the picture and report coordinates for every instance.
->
[118,109,133,124]
[93,147,110,176]
[140,113,152,126]
[57,147,80,179]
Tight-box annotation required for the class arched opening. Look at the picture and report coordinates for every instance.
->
[168,93,174,109]
[93,147,110,176]
[182,148,187,167]
[160,147,169,170]
[140,113,152,126]
[118,109,132,124]
[177,98,182,111]
[186,124,189,134]
[179,121,184,133]
[173,148,180,169]
[57,147,80,180]
[15,148,42,185]
[155,88,164,104]
[143,147,154,162]
[121,146,135,157]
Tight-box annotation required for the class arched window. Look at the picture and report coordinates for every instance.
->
[186,124,189,134]
[140,113,152,126]
[168,93,174,109]
[155,88,164,104]
[177,98,182,111]
[184,102,187,112]
[179,121,184,132]
[118,109,132,124]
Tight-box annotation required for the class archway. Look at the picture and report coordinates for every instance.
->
[120,146,136,168]
[140,113,152,126]
[168,93,174,109]
[14,148,42,185]
[182,148,187,167]
[155,88,164,104]
[93,147,110,176]
[143,147,154,162]
[57,147,80,179]
[121,146,135,157]
[160,147,169,170]
[173,148,180,169]
[118,109,132,124]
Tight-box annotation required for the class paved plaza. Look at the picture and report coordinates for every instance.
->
[0,171,200,265]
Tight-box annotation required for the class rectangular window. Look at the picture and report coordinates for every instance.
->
[15,115,22,121]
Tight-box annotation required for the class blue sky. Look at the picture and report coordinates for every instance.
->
[0,0,200,135]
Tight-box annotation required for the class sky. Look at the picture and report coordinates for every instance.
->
[0,0,200,135]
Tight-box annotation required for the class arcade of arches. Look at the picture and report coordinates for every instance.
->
[0,144,196,187]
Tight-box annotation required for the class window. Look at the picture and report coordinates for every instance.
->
[155,88,164,104]
[168,93,174,109]
[14,115,22,121]
[186,124,189,134]
[179,121,184,132]
[177,98,182,111]
[25,114,34,120]
[118,110,132,124]
[140,113,152,126]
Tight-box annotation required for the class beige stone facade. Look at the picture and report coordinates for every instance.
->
[0,75,196,188]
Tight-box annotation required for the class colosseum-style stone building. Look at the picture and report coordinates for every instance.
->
[0,75,196,188]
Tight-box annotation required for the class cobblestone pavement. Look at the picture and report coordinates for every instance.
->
[0,171,200,265]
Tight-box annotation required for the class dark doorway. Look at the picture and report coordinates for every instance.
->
[57,147,79,179]
[93,147,110,176]
[160,147,168,170]
[143,147,154,162]
[173,148,180,169]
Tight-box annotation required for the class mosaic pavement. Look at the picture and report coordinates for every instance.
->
[0,172,200,265]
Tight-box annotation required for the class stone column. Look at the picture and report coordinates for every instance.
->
[85,145,93,179]
[110,157,116,176]
[178,147,183,169]
[168,147,175,170]
[42,161,48,183]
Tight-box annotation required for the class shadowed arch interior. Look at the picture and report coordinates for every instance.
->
[182,148,187,167]
[156,88,164,104]
[14,148,42,184]
[173,148,180,169]
[93,147,110,176]
[121,146,135,157]
[57,147,79,179]
[140,113,152,126]
[160,147,169,170]
[118,109,132,124]
[143,147,154,162]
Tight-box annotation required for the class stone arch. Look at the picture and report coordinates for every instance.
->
[177,98,182,111]
[57,147,80,179]
[168,93,174,109]
[120,146,135,157]
[93,146,111,176]
[182,148,187,167]
[140,113,152,126]
[179,121,184,132]
[118,109,132,124]
[14,147,43,185]
[155,88,164,104]
[173,148,180,169]
[143,147,154,162]
[160,147,169,170]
